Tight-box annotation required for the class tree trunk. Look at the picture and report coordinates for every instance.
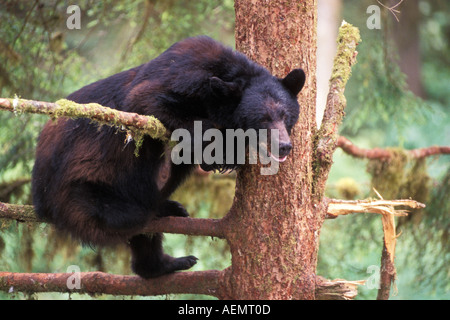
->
[316,0,342,127]
[225,0,321,299]
[389,0,425,98]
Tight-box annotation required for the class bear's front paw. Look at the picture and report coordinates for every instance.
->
[158,200,189,217]
[172,255,198,271]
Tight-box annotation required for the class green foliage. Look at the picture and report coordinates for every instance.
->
[343,41,430,137]
[340,27,429,138]
[321,0,449,300]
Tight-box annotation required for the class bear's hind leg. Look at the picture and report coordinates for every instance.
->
[129,233,198,278]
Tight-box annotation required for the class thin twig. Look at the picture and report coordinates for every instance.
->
[11,0,39,49]
[377,0,404,22]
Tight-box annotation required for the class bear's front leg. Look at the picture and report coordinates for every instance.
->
[158,199,189,217]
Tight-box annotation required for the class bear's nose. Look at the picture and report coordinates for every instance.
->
[279,142,292,157]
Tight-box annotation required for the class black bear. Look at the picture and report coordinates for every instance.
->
[32,36,305,278]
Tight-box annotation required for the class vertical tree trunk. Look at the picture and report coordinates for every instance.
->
[224,0,322,299]
[390,0,424,98]
[316,0,342,126]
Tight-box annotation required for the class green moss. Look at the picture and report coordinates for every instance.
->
[367,148,430,205]
[367,148,408,199]
[330,21,361,87]
[336,177,361,199]
[53,99,169,156]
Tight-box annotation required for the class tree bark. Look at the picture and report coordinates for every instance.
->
[0,270,225,298]
[227,0,319,299]
[0,270,362,300]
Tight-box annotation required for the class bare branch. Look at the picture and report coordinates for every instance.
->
[326,198,425,219]
[0,270,225,298]
[1,197,425,235]
[325,193,424,300]
[315,276,365,300]
[0,269,363,300]
[143,216,225,239]
[0,201,225,238]
[337,136,450,160]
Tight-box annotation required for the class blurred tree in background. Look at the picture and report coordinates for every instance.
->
[0,0,448,299]
[320,0,449,300]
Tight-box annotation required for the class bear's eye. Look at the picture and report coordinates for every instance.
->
[278,110,287,121]
[260,114,272,123]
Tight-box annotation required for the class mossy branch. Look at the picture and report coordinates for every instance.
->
[313,21,361,198]
[0,97,169,142]
[319,20,360,141]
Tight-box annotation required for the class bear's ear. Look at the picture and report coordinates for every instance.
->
[210,77,242,98]
[280,68,306,96]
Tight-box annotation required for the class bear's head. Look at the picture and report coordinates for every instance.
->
[206,68,305,170]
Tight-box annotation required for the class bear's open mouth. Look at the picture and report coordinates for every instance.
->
[269,152,288,163]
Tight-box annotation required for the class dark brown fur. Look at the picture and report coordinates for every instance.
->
[32,36,305,278]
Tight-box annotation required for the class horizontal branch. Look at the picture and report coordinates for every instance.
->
[142,216,225,238]
[0,270,363,300]
[0,270,224,298]
[0,201,225,238]
[337,136,450,160]
[0,202,39,222]
[0,97,169,142]
[326,198,426,219]
[0,198,425,234]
